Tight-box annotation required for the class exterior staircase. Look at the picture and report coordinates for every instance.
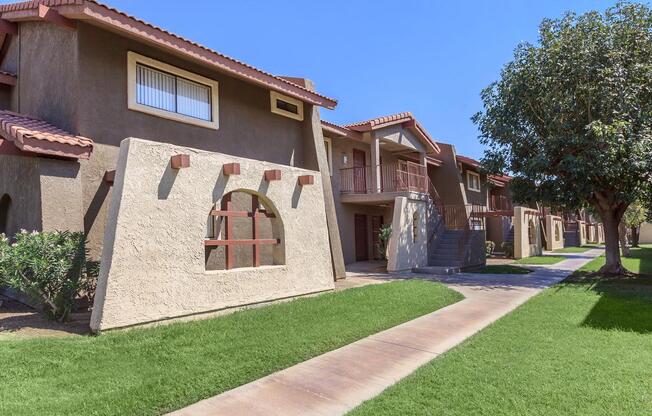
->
[414,229,467,275]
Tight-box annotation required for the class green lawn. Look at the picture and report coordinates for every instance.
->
[553,246,593,253]
[350,246,652,416]
[0,280,461,416]
[576,245,652,275]
[474,264,532,274]
[513,255,566,265]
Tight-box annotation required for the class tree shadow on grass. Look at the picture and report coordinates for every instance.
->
[570,274,652,334]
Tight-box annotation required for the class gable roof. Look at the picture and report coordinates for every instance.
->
[456,154,481,169]
[0,0,337,109]
[322,112,440,155]
[0,110,93,159]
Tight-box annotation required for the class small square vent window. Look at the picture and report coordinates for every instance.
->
[270,91,304,121]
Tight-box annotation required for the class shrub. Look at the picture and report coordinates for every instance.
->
[378,225,392,260]
[485,241,496,257]
[502,241,514,258]
[0,230,97,321]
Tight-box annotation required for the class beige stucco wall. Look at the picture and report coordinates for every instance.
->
[387,197,428,272]
[91,138,334,332]
[514,206,543,259]
[639,223,652,244]
[578,221,587,246]
[545,215,564,251]
[0,154,83,237]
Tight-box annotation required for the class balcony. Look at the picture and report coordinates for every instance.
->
[339,161,428,203]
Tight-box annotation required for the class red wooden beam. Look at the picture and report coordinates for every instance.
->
[37,4,76,30]
[221,193,234,269]
[223,162,240,176]
[298,175,314,186]
[204,239,280,247]
[0,19,18,35]
[210,210,275,218]
[0,72,16,86]
[104,170,115,185]
[264,169,282,182]
[252,195,260,267]
[170,154,190,169]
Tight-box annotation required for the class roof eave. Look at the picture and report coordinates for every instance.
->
[0,1,338,109]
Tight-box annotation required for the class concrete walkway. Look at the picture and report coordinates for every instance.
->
[169,249,603,416]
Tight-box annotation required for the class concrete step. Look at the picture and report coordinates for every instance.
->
[413,265,461,275]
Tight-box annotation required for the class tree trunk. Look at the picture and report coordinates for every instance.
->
[631,226,640,247]
[598,208,627,274]
[619,222,630,257]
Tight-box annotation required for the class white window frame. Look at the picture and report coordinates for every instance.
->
[127,51,219,130]
[270,90,304,121]
[466,171,481,192]
[323,137,333,176]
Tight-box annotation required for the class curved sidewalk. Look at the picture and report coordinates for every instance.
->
[169,249,603,416]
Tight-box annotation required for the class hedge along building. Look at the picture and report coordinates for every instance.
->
[0,0,347,329]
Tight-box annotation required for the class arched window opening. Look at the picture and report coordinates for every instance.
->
[528,219,536,245]
[205,190,284,271]
[555,223,561,242]
[412,212,419,243]
[0,194,11,236]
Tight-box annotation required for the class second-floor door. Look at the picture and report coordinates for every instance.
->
[353,149,366,193]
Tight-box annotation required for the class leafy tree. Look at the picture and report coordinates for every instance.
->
[623,201,648,247]
[474,2,652,274]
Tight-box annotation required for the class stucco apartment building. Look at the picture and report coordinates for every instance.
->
[0,0,506,329]
[322,118,490,272]
[0,0,352,330]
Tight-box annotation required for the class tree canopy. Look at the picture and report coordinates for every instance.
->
[474,2,652,273]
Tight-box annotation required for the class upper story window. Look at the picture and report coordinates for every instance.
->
[466,171,481,192]
[127,52,219,130]
[270,91,304,121]
[323,137,333,175]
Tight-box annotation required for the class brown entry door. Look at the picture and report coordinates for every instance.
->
[353,149,366,193]
[371,215,384,260]
[354,214,369,261]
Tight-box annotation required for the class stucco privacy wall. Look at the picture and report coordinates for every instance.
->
[91,139,334,332]
[387,197,428,272]
[514,206,543,259]
[640,223,652,244]
[545,215,564,251]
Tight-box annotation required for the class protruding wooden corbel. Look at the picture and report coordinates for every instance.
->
[298,175,314,186]
[104,170,115,185]
[264,169,282,182]
[223,163,240,176]
[170,154,190,169]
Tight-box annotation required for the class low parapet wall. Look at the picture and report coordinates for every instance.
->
[514,206,543,259]
[91,138,334,332]
[545,215,564,251]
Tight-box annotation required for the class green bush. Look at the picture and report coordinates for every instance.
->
[502,241,514,258]
[485,241,496,257]
[377,225,392,260]
[0,230,97,321]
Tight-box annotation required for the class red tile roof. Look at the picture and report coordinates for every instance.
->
[327,112,440,154]
[0,0,337,109]
[456,155,481,168]
[0,110,93,159]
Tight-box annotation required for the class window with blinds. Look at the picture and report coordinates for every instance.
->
[136,64,211,121]
[128,52,219,129]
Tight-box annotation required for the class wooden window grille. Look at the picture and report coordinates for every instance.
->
[205,192,281,270]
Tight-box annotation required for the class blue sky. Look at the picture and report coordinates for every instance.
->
[13,0,619,158]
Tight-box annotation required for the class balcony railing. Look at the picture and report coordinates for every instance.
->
[340,161,427,194]
[489,195,513,212]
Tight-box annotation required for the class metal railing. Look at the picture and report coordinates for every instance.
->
[340,161,428,194]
